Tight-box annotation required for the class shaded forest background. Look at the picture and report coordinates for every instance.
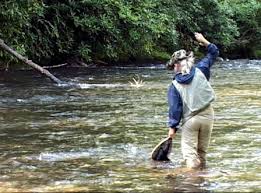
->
[0,0,260,68]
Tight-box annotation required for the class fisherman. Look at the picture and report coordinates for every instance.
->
[166,32,219,169]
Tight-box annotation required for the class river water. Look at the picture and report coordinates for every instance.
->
[0,60,260,192]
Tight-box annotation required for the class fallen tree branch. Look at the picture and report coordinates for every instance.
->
[42,63,68,69]
[95,59,108,65]
[77,60,90,67]
[0,38,63,84]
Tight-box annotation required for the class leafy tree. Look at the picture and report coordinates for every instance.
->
[171,0,238,54]
[0,0,260,69]
[0,1,43,65]
[219,0,261,58]
[72,0,177,62]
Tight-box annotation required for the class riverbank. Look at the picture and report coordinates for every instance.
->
[1,57,260,72]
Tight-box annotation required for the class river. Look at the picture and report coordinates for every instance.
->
[0,60,260,192]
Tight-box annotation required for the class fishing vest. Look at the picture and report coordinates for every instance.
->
[172,68,215,122]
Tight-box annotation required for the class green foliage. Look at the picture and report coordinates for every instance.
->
[73,0,177,62]
[0,1,43,64]
[78,43,92,62]
[254,50,261,58]
[0,0,260,68]
[219,0,261,58]
[171,0,239,50]
[26,1,75,63]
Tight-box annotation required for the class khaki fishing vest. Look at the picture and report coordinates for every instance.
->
[172,68,215,122]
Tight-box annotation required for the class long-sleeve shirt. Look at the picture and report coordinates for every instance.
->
[168,43,219,131]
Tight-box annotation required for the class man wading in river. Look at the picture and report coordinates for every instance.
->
[166,32,219,169]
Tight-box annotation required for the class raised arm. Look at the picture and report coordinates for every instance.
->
[194,33,219,80]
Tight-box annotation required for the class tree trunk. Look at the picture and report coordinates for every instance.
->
[0,39,63,84]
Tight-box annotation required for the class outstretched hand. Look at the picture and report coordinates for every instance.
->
[194,32,210,47]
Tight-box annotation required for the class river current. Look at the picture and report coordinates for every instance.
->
[0,60,260,192]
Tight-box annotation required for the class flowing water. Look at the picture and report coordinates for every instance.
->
[0,60,260,192]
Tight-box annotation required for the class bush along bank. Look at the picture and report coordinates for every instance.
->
[0,0,260,69]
